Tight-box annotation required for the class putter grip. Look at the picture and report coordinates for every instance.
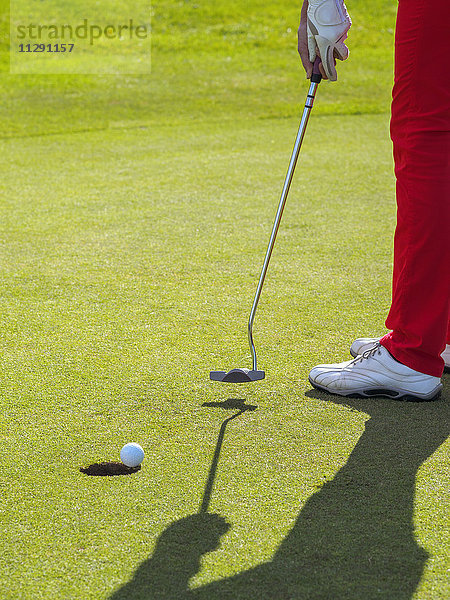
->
[311,57,322,83]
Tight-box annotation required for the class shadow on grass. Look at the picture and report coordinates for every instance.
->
[198,399,257,514]
[110,388,449,600]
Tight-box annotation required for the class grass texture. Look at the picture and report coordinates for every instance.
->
[0,1,449,599]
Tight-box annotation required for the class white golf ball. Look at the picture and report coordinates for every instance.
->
[120,442,145,468]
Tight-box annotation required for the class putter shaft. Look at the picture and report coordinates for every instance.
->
[248,79,320,371]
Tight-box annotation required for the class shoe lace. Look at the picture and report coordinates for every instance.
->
[352,342,382,365]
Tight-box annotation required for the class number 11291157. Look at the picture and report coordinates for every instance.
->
[18,43,75,52]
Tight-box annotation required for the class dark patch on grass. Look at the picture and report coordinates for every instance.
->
[80,462,141,476]
[110,513,231,600]
[202,398,258,412]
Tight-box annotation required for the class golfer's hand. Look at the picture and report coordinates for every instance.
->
[298,1,320,79]
[298,0,351,82]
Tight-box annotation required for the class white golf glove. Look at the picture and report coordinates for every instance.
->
[307,0,351,81]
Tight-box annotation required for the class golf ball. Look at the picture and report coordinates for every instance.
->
[120,442,145,468]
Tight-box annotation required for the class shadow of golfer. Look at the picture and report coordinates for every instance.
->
[109,392,449,600]
[110,513,230,600]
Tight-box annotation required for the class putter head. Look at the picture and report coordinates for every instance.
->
[209,368,265,383]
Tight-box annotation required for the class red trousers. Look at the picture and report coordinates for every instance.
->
[380,0,450,377]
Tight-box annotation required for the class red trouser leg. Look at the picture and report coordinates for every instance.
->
[380,0,450,377]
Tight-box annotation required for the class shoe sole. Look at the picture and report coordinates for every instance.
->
[308,376,442,402]
[350,350,450,374]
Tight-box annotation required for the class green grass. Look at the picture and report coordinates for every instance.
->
[1,1,449,599]
[1,0,396,137]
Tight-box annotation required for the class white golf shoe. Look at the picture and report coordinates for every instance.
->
[442,345,450,368]
[350,336,450,370]
[309,343,442,401]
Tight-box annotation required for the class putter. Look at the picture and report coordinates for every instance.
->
[210,59,323,383]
